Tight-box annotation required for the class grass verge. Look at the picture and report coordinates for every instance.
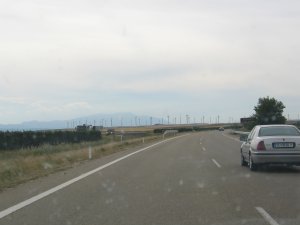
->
[0,134,162,191]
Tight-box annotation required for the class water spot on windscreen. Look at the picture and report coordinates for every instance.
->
[43,162,53,170]
[212,191,219,196]
[196,182,205,189]
[27,187,38,195]
[98,171,103,176]
[52,198,58,205]
[268,192,275,197]
[2,75,10,84]
[179,179,184,186]
[221,176,227,182]
[102,180,116,193]
[244,173,251,178]
[264,176,271,180]
[105,198,114,204]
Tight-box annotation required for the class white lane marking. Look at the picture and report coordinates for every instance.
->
[202,147,206,151]
[221,133,241,142]
[0,135,189,219]
[256,207,280,225]
[212,158,222,168]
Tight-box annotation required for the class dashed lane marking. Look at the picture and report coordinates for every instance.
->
[212,158,222,168]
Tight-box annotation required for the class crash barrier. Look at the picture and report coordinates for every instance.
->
[231,130,250,142]
[163,130,178,139]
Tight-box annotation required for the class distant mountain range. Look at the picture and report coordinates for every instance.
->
[0,113,164,131]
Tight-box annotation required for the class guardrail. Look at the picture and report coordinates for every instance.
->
[232,130,250,135]
[231,130,249,142]
[163,130,178,139]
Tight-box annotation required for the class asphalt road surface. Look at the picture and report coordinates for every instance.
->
[1,131,300,225]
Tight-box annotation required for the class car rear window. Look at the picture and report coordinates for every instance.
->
[259,127,300,137]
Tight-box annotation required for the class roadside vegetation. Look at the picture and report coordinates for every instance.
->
[243,96,287,130]
[0,130,101,150]
[0,133,161,191]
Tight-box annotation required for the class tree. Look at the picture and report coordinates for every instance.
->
[253,96,286,125]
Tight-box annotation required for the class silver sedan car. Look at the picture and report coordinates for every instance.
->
[241,124,300,171]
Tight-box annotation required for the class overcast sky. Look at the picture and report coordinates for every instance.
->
[1,0,300,124]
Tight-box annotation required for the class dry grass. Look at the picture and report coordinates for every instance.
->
[0,134,161,191]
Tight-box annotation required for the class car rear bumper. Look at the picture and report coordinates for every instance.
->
[251,152,300,165]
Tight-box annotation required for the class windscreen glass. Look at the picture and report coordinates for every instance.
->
[259,127,300,137]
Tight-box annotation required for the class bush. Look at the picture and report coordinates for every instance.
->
[0,130,102,151]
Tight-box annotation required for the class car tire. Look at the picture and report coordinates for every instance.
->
[249,154,257,171]
[241,153,247,166]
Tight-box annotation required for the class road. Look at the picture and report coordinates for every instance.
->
[1,131,300,225]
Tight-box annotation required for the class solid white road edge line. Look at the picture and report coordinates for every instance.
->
[256,207,280,225]
[212,158,222,168]
[0,134,189,220]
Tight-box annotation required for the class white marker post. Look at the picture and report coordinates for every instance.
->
[88,146,92,160]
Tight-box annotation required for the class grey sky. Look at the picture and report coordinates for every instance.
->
[1,0,300,123]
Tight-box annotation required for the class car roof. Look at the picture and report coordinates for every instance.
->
[256,124,296,128]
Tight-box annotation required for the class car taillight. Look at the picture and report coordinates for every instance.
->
[257,141,266,151]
